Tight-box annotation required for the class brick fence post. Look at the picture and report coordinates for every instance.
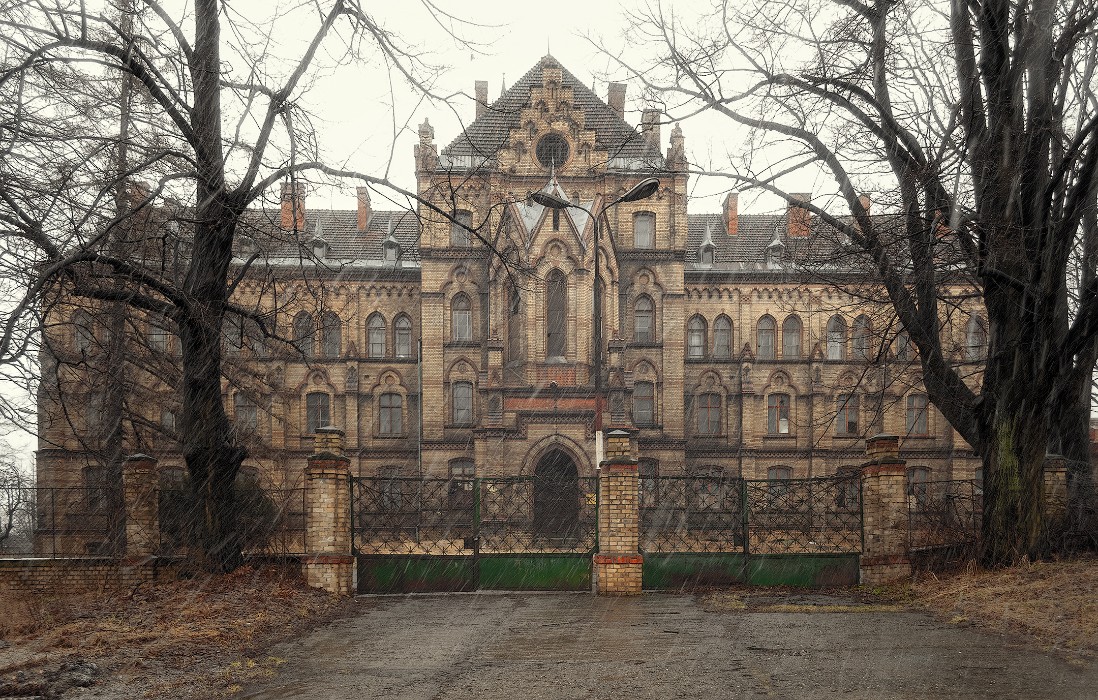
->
[594,428,642,595]
[1043,455,1069,526]
[122,454,159,558]
[303,427,354,595]
[859,435,911,586]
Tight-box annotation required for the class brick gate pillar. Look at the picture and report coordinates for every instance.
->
[122,454,159,558]
[594,429,642,595]
[859,435,911,586]
[303,427,354,595]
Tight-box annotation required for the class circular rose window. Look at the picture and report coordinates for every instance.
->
[535,134,570,168]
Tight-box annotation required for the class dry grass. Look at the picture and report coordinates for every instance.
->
[910,555,1098,657]
[0,565,359,697]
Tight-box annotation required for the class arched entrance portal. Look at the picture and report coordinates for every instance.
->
[533,449,580,541]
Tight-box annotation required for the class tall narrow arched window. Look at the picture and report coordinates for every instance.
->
[782,316,802,359]
[305,392,330,433]
[452,381,474,426]
[293,311,315,358]
[767,393,790,434]
[836,393,859,435]
[966,315,987,361]
[852,315,872,361]
[379,392,402,434]
[826,315,847,360]
[757,315,776,360]
[367,314,386,358]
[451,210,472,247]
[634,295,654,343]
[507,284,523,364]
[895,330,912,361]
[452,294,472,342]
[320,311,341,358]
[394,315,413,359]
[633,381,655,426]
[906,393,929,435]
[633,211,655,248]
[546,270,567,359]
[694,392,721,435]
[687,316,706,359]
[714,316,732,358]
[73,310,94,354]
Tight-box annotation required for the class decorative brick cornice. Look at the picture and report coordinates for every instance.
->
[593,554,644,565]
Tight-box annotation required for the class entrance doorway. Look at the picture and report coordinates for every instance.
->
[533,450,580,541]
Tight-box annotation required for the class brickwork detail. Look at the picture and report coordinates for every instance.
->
[595,435,643,594]
[303,438,353,594]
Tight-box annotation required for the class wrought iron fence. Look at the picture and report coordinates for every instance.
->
[641,475,862,555]
[0,486,120,557]
[159,485,307,556]
[352,476,598,555]
[908,479,982,551]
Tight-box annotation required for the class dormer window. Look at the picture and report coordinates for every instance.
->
[311,238,329,260]
[699,244,714,266]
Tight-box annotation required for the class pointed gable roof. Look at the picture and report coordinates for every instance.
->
[441,55,659,165]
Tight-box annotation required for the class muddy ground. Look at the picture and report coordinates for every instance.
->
[236,592,1098,700]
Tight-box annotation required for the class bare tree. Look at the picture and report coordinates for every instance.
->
[0,0,480,570]
[605,0,1098,562]
[0,453,33,551]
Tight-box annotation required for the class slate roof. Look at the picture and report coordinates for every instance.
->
[441,55,661,167]
[684,213,846,272]
[237,209,420,267]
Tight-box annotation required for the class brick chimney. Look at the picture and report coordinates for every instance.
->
[788,192,812,238]
[281,181,306,230]
[608,83,626,116]
[641,109,660,150]
[723,192,739,236]
[356,187,371,232]
[475,80,488,118]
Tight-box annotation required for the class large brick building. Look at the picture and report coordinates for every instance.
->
[37,55,985,529]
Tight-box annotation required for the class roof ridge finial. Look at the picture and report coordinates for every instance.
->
[702,220,715,247]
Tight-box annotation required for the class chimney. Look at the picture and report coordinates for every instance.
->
[857,194,871,215]
[475,80,488,118]
[608,82,626,116]
[723,192,739,236]
[281,181,306,230]
[356,187,371,232]
[641,109,660,150]
[788,192,812,238]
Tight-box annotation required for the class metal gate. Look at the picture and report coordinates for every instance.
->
[352,476,598,593]
[640,475,862,588]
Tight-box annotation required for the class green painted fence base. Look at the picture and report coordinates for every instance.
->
[357,555,591,593]
[642,553,859,590]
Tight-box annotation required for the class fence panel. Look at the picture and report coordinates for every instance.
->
[745,476,862,554]
[352,478,472,555]
[478,476,598,554]
[908,479,981,551]
[640,476,745,553]
[0,486,118,557]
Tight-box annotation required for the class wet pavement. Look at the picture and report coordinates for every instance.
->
[241,592,1098,699]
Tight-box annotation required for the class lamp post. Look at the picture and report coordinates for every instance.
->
[531,177,660,468]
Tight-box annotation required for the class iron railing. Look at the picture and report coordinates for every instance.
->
[0,486,120,557]
[908,479,982,551]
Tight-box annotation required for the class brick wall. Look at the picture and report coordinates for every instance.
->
[595,447,642,595]
[0,557,178,598]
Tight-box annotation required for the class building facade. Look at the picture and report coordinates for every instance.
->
[36,56,985,545]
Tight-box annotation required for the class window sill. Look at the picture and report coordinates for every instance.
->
[629,341,663,349]
[764,433,796,440]
[374,433,408,439]
[445,341,480,349]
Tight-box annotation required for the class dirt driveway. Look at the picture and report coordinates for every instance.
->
[241,592,1098,699]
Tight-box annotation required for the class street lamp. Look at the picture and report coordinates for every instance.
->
[531,177,660,468]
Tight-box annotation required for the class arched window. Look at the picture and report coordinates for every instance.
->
[852,315,872,361]
[908,466,931,510]
[546,270,567,358]
[634,295,654,343]
[633,381,655,426]
[894,330,912,361]
[966,315,987,361]
[452,381,474,426]
[320,311,341,358]
[234,393,258,433]
[394,315,413,359]
[367,314,386,358]
[451,210,472,247]
[379,392,402,435]
[452,294,472,342]
[687,316,706,359]
[694,392,721,435]
[73,310,94,354]
[633,211,655,248]
[293,311,315,358]
[305,392,330,433]
[767,393,790,434]
[782,315,802,359]
[836,393,859,435]
[698,245,714,266]
[906,393,929,435]
[757,315,776,360]
[713,316,732,359]
[826,315,847,360]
